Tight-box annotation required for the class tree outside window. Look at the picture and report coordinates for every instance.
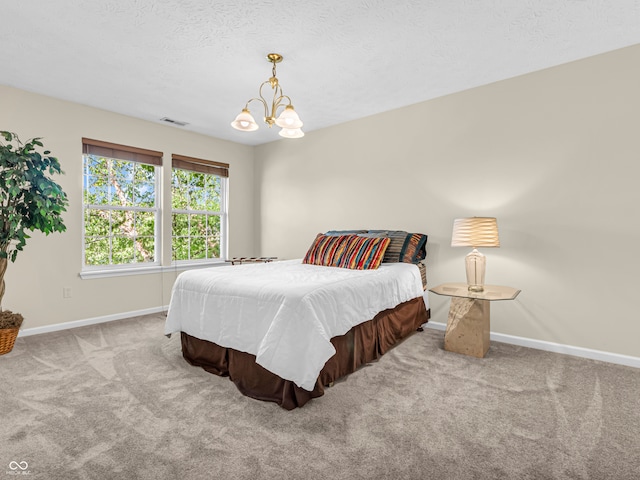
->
[171,167,224,261]
[83,155,158,266]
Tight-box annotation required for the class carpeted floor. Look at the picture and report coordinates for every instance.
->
[0,314,638,480]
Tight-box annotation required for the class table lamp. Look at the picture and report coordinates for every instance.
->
[451,217,500,292]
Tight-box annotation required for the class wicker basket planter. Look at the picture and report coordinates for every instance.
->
[0,310,23,355]
[0,327,19,355]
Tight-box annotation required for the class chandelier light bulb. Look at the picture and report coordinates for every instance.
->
[279,127,305,139]
[231,109,258,131]
[275,105,303,129]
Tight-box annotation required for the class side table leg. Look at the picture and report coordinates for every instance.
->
[444,297,490,358]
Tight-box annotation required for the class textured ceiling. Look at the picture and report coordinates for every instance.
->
[1,1,639,146]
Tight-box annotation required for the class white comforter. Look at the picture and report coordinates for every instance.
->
[164,259,425,391]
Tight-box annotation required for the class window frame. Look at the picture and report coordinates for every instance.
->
[81,138,163,276]
[78,142,230,279]
[170,154,229,266]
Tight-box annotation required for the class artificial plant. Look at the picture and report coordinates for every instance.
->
[0,131,68,327]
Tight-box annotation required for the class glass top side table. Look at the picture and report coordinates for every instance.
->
[429,283,520,301]
[429,283,521,358]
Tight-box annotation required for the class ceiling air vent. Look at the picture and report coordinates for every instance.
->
[160,117,189,127]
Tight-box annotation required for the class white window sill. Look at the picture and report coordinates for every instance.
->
[80,260,229,279]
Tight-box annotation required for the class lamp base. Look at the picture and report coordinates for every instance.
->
[465,248,486,292]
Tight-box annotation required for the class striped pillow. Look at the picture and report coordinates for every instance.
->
[334,235,391,270]
[365,230,411,263]
[302,234,354,266]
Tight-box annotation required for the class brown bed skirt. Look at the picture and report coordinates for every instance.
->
[181,296,430,410]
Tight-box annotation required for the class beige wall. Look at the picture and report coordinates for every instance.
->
[0,85,255,328]
[255,44,640,358]
[3,44,639,358]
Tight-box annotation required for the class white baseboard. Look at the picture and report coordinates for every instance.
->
[18,306,169,337]
[18,311,639,369]
[425,321,640,369]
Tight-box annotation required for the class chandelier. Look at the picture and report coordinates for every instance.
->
[230,53,304,139]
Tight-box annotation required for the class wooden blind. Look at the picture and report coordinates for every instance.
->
[171,154,229,178]
[82,138,163,166]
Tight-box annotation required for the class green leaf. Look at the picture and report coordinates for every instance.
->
[0,132,68,262]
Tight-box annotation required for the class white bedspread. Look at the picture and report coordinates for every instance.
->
[164,259,425,391]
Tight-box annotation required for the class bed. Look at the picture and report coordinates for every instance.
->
[165,230,430,409]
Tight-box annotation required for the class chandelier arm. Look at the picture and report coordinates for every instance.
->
[259,81,287,126]
[272,95,294,116]
[246,95,269,121]
[270,89,285,120]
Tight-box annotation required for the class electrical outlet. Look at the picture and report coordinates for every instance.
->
[63,287,72,298]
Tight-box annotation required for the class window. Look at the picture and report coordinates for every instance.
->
[81,141,229,276]
[171,154,228,262]
[82,139,162,269]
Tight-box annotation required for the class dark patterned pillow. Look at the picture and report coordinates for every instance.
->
[399,233,428,263]
[324,229,367,236]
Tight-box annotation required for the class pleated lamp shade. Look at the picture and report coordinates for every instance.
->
[451,217,500,248]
